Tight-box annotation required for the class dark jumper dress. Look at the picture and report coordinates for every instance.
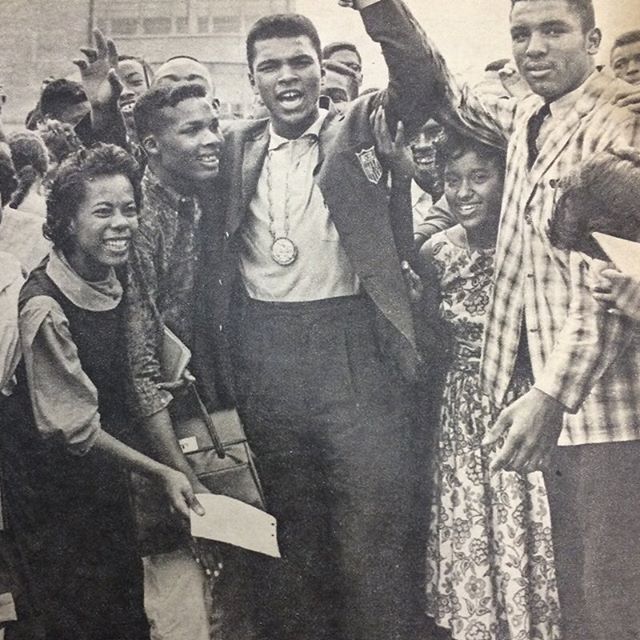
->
[1,259,149,640]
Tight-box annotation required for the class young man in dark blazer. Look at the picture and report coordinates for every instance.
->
[198,2,440,639]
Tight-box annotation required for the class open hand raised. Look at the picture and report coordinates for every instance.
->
[73,28,122,107]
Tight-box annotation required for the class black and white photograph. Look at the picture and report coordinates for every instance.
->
[0,0,639,639]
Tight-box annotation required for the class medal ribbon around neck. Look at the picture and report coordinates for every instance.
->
[266,147,298,267]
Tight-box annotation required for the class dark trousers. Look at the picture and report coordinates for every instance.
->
[233,295,424,640]
[545,441,640,640]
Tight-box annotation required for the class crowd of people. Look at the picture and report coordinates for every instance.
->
[0,0,639,639]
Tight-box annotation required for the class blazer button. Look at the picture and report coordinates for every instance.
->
[224,231,230,240]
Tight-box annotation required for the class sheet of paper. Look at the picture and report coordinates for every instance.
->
[592,233,640,280]
[191,494,281,558]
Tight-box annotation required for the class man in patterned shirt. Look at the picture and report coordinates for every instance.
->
[125,82,224,640]
[415,1,640,638]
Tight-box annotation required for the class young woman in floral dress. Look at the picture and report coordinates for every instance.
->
[417,131,561,640]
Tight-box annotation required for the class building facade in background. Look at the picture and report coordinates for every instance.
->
[0,0,295,125]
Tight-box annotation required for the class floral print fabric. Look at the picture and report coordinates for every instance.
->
[424,230,561,640]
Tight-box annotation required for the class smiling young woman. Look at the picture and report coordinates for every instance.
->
[417,131,561,640]
[1,144,202,640]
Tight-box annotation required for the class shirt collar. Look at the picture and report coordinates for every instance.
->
[411,180,433,208]
[548,70,597,119]
[46,248,122,312]
[268,108,329,151]
[143,168,198,212]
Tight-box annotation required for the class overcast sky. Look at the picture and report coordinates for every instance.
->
[297,0,640,88]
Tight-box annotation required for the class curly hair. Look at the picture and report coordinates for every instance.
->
[547,147,640,259]
[44,144,141,248]
[438,128,506,177]
[7,131,48,208]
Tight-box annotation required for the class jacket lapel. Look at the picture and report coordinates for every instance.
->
[226,124,269,237]
[525,72,609,203]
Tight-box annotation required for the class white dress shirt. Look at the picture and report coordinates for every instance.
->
[239,110,360,302]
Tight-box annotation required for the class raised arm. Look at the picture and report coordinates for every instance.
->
[73,29,127,148]
[353,0,515,145]
[354,0,439,137]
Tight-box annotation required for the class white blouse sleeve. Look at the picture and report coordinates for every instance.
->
[19,295,102,455]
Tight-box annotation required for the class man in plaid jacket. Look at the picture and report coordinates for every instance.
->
[418,0,640,638]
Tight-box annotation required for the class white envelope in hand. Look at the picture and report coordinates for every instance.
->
[592,232,640,280]
[190,494,281,558]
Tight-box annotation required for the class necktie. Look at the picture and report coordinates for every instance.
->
[526,102,551,169]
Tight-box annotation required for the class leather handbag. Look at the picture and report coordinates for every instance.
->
[175,383,265,510]
[131,385,265,554]
[132,327,265,553]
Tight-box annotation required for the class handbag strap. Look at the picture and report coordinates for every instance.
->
[188,382,226,459]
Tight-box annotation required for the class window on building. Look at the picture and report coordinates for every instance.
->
[212,15,241,33]
[198,16,210,32]
[175,16,189,33]
[111,17,138,35]
[143,17,172,34]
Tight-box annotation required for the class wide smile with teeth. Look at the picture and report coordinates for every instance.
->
[198,153,219,167]
[278,90,303,107]
[103,239,129,252]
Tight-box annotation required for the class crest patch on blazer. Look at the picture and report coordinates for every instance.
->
[356,146,383,185]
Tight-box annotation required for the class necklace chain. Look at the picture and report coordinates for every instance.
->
[266,147,293,241]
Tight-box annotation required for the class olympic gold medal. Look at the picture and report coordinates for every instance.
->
[271,237,298,266]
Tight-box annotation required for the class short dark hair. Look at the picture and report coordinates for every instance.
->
[322,41,362,65]
[548,147,640,259]
[511,0,596,33]
[40,79,87,119]
[44,144,141,248]
[246,14,322,70]
[611,29,640,54]
[438,129,506,176]
[133,82,208,140]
